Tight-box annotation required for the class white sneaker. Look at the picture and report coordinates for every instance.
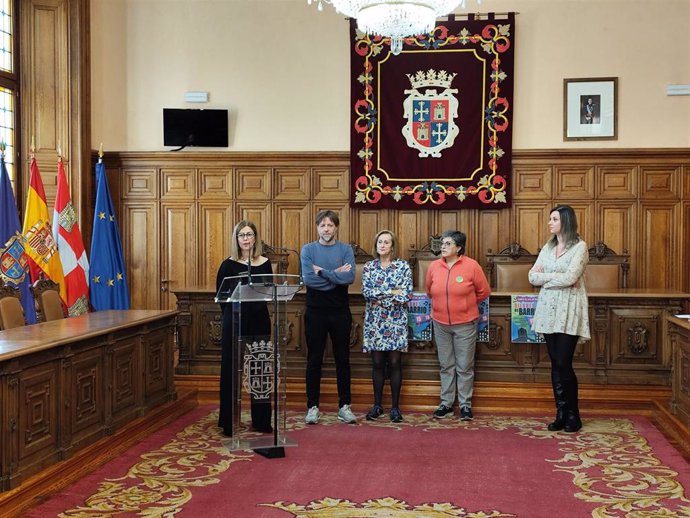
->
[338,404,357,424]
[305,406,320,424]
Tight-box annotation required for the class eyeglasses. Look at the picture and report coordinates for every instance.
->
[237,232,255,239]
[440,241,456,248]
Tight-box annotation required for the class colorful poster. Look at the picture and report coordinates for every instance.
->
[511,294,544,343]
[408,292,432,341]
[477,298,490,342]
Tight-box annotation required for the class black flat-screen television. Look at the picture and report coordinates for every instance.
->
[163,108,228,148]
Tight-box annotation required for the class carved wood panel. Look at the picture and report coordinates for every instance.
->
[553,165,595,200]
[199,203,233,287]
[639,202,680,289]
[312,167,350,200]
[511,166,552,200]
[121,169,157,199]
[235,168,271,199]
[513,204,549,254]
[121,202,160,309]
[70,348,103,442]
[275,203,311,276]
[160,202,197,309]
[274,168,310,200]
[236,202,272,246]
[18,362,58,461]
[640,165,681,200]
[199,169,232,199]
[161,169,196,199]
[596,165,637,199]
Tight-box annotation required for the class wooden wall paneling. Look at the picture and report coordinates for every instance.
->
[596,165,638,199]
[639,165,681,200]
[394,210,430,265]
[639,202,681,289]
[236,202,272,245]
[274,168,310,200]
[160,202,197,309]
[553,164,595,200]
[684,201,690,296]
[513,203,550,254]
[275,203,311,276]
[108,337,139,429]
[121,202,159,309]
[569,203,595,246]
[312,201,351,246]
[437,210,476,258]
[20,0,69,209]
[235,167,271,200]
[160,169,196,199]
[352,210,390,257]
[511,165,552,200]
[311,166,350,200]
[596,201,636,284]
[477,209,512,267]
[121,169,158,199]
[198,168,233,200]
[199,203,233,288]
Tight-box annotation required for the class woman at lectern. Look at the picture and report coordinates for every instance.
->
[215,220,273,436]
[529,205,590,433]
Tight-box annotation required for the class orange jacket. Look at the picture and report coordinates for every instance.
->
[425,256,491,325]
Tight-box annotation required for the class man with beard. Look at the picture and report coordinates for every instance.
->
[300,210,357,424]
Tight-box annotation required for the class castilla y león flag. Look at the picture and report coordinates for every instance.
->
[52,158,90,316]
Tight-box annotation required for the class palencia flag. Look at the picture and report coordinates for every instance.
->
[0,156,37,323]
[89,161,130,310]
[22,157,66,302]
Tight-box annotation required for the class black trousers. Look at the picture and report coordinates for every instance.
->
[305,307,352,408]
[544,332,579,413]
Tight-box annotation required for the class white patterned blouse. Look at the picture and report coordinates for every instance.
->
[528,239,591,342]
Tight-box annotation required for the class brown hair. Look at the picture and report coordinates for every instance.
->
[372,229,398,260]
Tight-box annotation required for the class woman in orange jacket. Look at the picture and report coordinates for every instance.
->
[425,230,491,421]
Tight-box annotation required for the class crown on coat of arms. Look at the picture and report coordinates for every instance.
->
[407,69,457,89]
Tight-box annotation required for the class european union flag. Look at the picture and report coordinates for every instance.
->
[0,156,37,323]
[89,162,130,310]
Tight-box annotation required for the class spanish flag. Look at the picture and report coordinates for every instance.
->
[22,157,66,303]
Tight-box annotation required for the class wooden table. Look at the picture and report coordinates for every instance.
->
[174,287,689,385]
[668,315,690,427]
[0,310,178,490]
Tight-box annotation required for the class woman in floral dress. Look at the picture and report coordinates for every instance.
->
[362,230,413,423]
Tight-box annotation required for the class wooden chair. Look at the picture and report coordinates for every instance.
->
[408,235,443,290]
[0,280,26,330]
[262,242,290,275]
[30,278,65,322]
[585,241,629,290]
[485,242,538,292]
[349,242,374,295]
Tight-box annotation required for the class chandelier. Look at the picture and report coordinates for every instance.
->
[307,0,481,55]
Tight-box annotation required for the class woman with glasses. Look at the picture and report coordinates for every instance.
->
[528,205,590,433]
[215,220,273,436]
[362,230,413,423]
[425,230,491,421]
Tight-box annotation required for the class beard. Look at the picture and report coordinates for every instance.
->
[320,234,334,243]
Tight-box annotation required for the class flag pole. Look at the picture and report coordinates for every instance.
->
[98,142,103,164]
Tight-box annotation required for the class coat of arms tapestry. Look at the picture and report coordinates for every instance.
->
[349,14,516,210]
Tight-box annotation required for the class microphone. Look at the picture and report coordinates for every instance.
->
[247,257,253,285]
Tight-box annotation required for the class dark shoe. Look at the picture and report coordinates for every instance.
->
[433,404,454,419]
[547,409,566,431]
[390,407,403,423]
[564,411,582,433]
[254,424,273,434]
[366,405,384,421]
[460,406,474,421]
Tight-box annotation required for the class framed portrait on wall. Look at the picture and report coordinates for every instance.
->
[563,77,618,141]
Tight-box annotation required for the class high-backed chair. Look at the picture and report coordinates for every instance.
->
[262,242,290,275]
[486,242,538,292]
[30,278,65,322]
[349,242,374,295]
[585,241,629,290]
[408,235,443,289]
[0,280,26,330]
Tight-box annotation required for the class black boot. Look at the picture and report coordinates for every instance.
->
[547,377,567,431]
[563,377,582,433]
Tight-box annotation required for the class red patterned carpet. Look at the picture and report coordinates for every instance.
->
[24,406,690,517]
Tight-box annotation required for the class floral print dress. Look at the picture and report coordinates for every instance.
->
[362,258,413,352]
